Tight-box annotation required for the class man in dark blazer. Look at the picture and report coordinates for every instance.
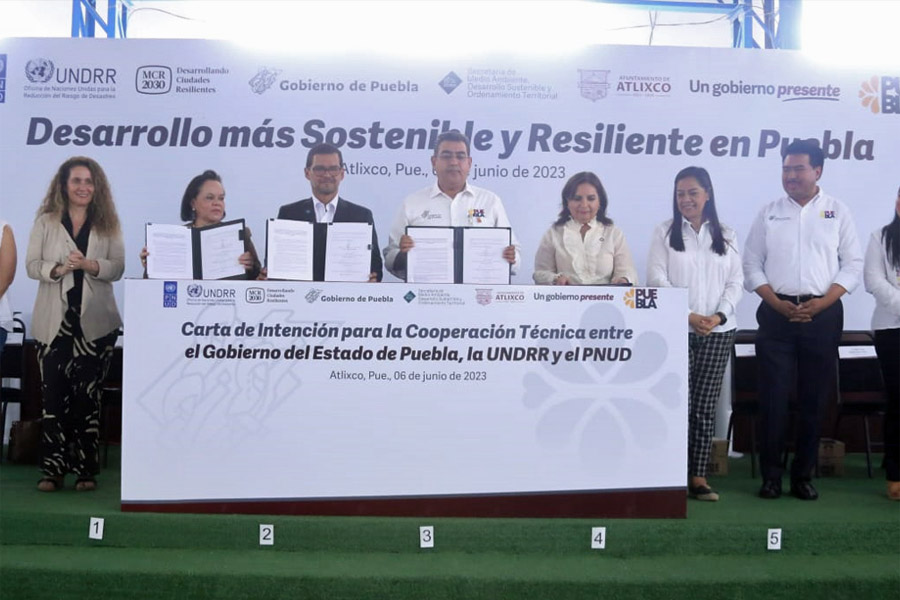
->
[277,143,383,281]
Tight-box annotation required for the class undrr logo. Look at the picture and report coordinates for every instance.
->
[624,288,658,309]
[859,75,900,114]
[136,65,172,95]
[25,58,54,83]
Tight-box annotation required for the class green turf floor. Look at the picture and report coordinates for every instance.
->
[1,450,898,599]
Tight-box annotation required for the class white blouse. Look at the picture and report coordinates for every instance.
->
[646,218,743,333]
[863,229,900,330]
[533,219,638,285]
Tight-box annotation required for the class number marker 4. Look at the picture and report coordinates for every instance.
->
[89,517,104,540]
[260,524,274,546]
[591,526,606,550]
[767,528,782,551]
[419,525,434,548]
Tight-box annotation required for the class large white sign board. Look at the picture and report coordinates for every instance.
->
[1,39,897,334]
[122,280,686,513]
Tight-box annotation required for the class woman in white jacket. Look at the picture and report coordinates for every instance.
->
[863,187,900,500]
[533,171,637,286]
[647,166,743,502]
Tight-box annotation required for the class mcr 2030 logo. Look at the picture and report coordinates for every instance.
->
[859,75,899,114]
[624,288,658,309]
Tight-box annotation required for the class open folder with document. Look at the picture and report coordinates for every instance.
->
[265,219,373,282]
[145,219,248,280]
[405,226,511,284]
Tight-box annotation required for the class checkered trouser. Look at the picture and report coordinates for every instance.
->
[688,330,736,478]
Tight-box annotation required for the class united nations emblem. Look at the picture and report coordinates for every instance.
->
[186,284,203,298]
[578,69,610,102]
[25,58,54,83]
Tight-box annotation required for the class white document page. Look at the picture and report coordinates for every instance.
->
[406,227,455,284]
[324,222,372,282]
[266,219,314,281]
[145,223,193,280]
[198,221,246,280]
[462,227,511,284]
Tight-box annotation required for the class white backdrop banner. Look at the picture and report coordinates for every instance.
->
[1,38,898,331]
[122,280,687,503]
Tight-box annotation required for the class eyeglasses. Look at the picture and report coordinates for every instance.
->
[310,165,343,175]
[437,151,469,161]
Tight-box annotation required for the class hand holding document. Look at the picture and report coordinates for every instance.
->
[145,223,193,280]
[461,227,511,284]
[266,219,314,281]
[324,222,373,282]
[146,220,248,280]
[406,226,511,284]
[198,220,247,280]
[406,227,455,283]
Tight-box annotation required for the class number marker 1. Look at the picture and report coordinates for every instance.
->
[591,526,606,549]
[419,525,434,548]
[89,517,104,540]
[767,528,782,550]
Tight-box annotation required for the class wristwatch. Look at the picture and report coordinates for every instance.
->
[715,312,727,326]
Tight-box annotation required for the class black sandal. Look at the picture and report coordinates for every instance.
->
[75,478,97,492]
[37,476,63,492]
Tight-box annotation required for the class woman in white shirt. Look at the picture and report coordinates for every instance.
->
[863,187,900,500]
[647,166,743,502]
[533,171,637,286]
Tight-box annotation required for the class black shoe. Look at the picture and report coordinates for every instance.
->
[688,484,720,502]
[759,479,782,499]
[790,480,819,500]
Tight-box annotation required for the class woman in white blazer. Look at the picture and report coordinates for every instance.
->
[26,156,124,493]
[533,171,637,286]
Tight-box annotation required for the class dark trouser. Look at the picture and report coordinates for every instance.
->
[38,309,117,479]
[874,328,899,482]
[755,300,843,482]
